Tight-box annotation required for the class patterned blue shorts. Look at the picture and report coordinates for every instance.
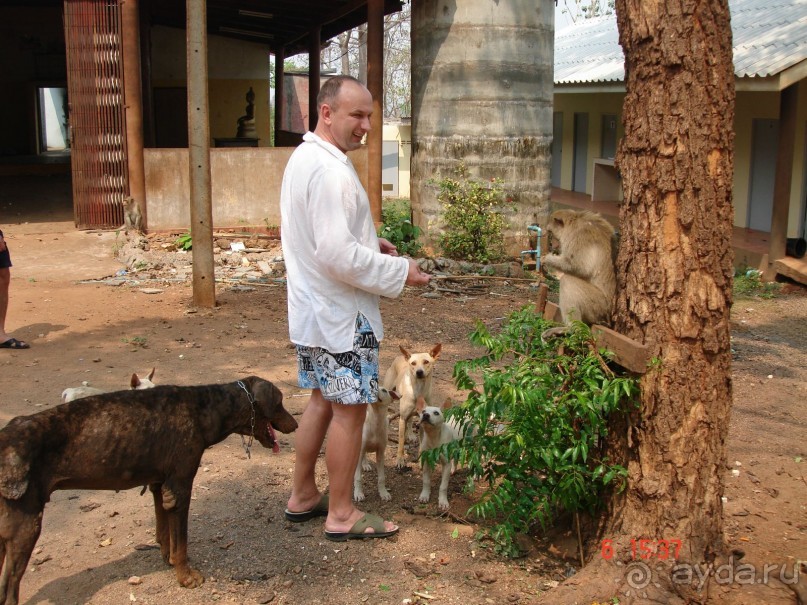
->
[296,314,379,404]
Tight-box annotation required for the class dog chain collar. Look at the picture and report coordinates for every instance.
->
[236,380,256,458]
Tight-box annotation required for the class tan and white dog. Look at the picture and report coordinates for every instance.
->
[383,343,442,468]
[61,368,157,403]
[417,403,465,510]
[353,386,400,502]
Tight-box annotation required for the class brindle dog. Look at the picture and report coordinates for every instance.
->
[0,376,297,605]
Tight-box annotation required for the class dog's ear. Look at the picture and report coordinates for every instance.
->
[251,379,297,435]
[131,373,140,388]
[441,397,452,410]
[147,367,156,381]
[389,388,401,401]
[251,379,282,407]
[430,343,442,359]
[416,396,426,412]
[399,345,411,359]
[0,445,31,500]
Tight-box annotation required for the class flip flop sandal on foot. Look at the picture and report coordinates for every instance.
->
[0,338,30,350]
[324,513,399,542]
[284,494,329,523]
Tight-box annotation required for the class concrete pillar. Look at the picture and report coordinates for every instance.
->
[186,0,215,307]
[411,0,555,257]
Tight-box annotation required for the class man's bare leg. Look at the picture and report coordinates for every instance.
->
[323,402,397,535]
[0,268,10,341]
[286,389,333,513]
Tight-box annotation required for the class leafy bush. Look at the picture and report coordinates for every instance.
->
[378,199,423,257]
[423,306,638,557]
[433,165,511,263]
[733,268,780,299]
[175,231,193,251]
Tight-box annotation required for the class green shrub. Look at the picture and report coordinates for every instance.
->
[175,231,193,251]
[423,306,638,557]
[378,199,423,257]
[433,165,511,263]
[733,268,780,299]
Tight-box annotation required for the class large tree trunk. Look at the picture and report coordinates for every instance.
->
[542,1,736,603]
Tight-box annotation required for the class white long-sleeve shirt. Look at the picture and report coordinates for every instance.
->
[280,132,409,353]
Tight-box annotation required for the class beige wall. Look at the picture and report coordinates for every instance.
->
[144,147,368,231]
[553,93,625,193]
[382,122,412,198]
[151,26,273,147]
[733,84,807,235]
[553,84,807,237]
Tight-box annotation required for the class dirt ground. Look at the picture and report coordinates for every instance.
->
[0,180,805,605]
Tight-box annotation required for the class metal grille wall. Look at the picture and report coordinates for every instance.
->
[64,0,128,229]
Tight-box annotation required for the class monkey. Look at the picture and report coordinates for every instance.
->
[123,196,143,234]
[540,209,616,339]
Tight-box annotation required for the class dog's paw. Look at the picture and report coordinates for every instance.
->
[395,458,408,470]
[379,487,391,501]
[353,488,366,502]
[361,460,373,472]
[418,490,431,503]
[176,566,205,589]
[438,497,450,510]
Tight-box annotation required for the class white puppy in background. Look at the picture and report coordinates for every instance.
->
[61,368,157,403]
[418,403,467,510]
[354,386,400,502]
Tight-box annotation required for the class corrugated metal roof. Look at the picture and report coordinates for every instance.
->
[554,0,807,85]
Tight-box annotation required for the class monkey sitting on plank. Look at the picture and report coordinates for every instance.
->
[541,209,616,341]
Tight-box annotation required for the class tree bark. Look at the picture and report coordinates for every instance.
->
[542,1,735,602]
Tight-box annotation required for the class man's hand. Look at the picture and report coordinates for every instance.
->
[378,237,398,256]
[405,258,430,286]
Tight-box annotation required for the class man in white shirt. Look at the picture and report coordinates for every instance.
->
[282,75,430,540]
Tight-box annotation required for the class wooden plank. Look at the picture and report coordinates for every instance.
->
[538,302,651,373]
[773,256,807,286]
[591,325,651,374]
[536,283,549,315]
[543,301,562,323]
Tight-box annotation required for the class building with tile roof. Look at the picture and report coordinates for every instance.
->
[551,0,807,275]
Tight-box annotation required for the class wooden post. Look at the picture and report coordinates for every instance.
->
[763,83,798,280]
[367,0,384,223]
[308,27,321,132]
[186,0,215,307]
[121,0,147,228]
[273,46,285,145]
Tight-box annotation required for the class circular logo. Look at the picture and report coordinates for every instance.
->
[626,561,652,589]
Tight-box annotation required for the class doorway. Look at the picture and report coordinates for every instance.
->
[573,112,588,193]
[748,118,779,232]
[37,87,70,152]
